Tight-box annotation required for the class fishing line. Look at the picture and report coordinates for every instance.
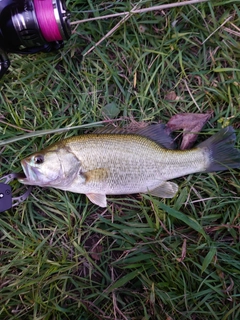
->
[34,0,63,42]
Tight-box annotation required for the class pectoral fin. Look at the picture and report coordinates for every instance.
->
[86,193,107,207]
[148,181,178,198]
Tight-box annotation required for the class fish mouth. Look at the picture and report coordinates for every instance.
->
[17,172,27,180]
[18,159,39,185]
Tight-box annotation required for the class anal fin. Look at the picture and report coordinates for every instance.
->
[148,181,178,198]
[86,193,107,207]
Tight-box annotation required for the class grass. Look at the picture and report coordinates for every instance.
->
[1,0,240,319]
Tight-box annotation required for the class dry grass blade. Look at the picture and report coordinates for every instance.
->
[71,0,209,25]
[83,3,140,56]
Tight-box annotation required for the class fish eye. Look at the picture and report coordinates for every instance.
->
[34,154,44,165]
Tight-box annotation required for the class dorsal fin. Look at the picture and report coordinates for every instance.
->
[92,123,176,150]
[135,124,176,150]
[92,125,128,135]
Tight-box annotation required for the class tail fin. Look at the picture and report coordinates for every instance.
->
[198,126,240,172]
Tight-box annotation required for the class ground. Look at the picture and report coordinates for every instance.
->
[0,1,240,319]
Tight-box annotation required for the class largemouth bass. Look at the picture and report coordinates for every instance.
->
[18,124,240,207]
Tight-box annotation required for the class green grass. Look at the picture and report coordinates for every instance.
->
[1,0,240,319]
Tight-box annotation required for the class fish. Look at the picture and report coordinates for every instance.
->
[18,124,240,207]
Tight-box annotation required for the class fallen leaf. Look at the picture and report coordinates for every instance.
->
[165,91,177,101]
[166,112,212,150]
[84,235,104,261]
[164,90,182,101]
[90,244,103,261]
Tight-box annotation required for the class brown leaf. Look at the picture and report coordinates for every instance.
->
[90,244,103,261]
[165,91,177,101]
[84,234,103,261]
[166,112,212,150]
[164,91,182,102]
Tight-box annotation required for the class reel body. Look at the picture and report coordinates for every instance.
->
[0,0,71,78]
